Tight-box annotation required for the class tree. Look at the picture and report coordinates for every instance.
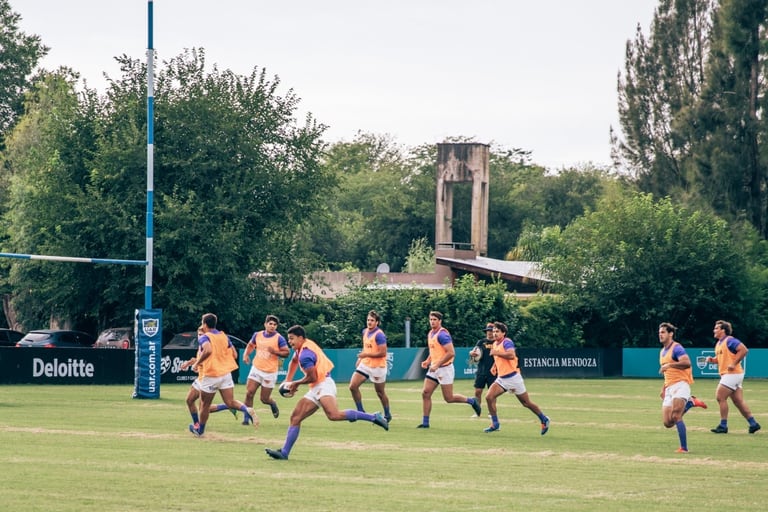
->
[3,70,100,331]
[536,193,766,347]
[3,50,334,333]
[315,133,435,271]
[403,237,435,273]
[615,1,768,240]
[613,0,716,197]
[689,0,768,236]
[0,0,48,144]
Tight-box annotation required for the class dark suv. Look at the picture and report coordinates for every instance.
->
[16,330,95,348]
[165,331,247,350]
[0,328,25,347]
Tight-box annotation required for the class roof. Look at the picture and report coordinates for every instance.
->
[434,256,552,286]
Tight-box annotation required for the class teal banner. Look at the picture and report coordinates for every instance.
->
[623,347,768,378]
[237,346,623,383]
[133,308,162,398]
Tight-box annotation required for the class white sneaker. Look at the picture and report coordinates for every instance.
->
[470,414,479,418]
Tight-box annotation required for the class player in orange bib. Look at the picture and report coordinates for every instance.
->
[483,321,550,435]
[349,310,391,422]
[706,320,761,434]
[265,325,389,460]
[183,313,257,437]
[658,322,707,453]
[242,314,290,421]
[416,311,482,428]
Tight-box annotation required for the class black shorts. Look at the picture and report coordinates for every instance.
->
[474,372,496,390]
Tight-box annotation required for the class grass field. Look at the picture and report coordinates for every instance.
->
[1,378,766,511]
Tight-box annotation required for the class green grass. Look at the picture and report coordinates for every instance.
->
[1,379,766,511]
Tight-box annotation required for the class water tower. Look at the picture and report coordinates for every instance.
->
[435,143,490,257]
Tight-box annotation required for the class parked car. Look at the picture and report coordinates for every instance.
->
[94,327,134,349]
[16,329,95,348]
[164,331,247,350]
[0,328,25,347]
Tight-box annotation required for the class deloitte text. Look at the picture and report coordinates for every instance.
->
[33,357,94,378]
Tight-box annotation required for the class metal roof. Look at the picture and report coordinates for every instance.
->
[435,256,551,286]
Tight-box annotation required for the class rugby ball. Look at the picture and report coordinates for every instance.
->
[278,381,294,398]
[469,349,481,363]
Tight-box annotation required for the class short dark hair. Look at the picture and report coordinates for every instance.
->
[493,321,508,334]
[429,311,443,321]
[287,325,306,338]
[265,314,280,324]
[202,313,217,328]
[367,310,380,322]
[715,320,732,335]
[659,322,676,335]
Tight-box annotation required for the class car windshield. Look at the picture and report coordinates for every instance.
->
[168,332,197,347]
[98,329,128,342]
[22,332,53,342]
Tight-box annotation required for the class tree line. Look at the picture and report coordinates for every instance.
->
[1,0,767,348]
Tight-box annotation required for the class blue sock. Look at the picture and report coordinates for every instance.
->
[355,401,365,412]
[384,407,391,418]
[345,410,377,422]
[468,398,476,405]
[720,419,728,428]
[676,421,687,450]
[283,425,300,456]
[198,422,206,434]
[537,412,548,422]
[422,416,429,426]
[191,412,199,424]
[748,416,758,426]
[684,400,693,413]
[214,404,228,412]
[491,415,499,428]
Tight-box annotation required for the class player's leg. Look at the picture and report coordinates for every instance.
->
[348,370,368,411]
[418,377,438,427]
[484,382,505,432]
[259,383,280,418]
[712,382,734,432]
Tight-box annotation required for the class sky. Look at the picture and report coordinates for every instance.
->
[15,1,658,170]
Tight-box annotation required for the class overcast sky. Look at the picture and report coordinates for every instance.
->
[16,1,658,169]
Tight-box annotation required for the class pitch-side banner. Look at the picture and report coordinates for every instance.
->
[133,308,162,398]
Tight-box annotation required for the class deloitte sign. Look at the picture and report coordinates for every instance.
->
[33,357,94,378]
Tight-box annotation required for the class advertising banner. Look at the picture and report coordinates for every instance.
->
[133,309,162,398]
[622,347,768,378]
[0,347,135,384]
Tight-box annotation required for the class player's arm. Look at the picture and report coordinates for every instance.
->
[284,351,300,381]
[661,352,691,372]
[294,365,318,387]
[193,341,212,371]
[272,338,290,358]
[242,336,257,364]
[361,334,387,358]
[728,342,748,371]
